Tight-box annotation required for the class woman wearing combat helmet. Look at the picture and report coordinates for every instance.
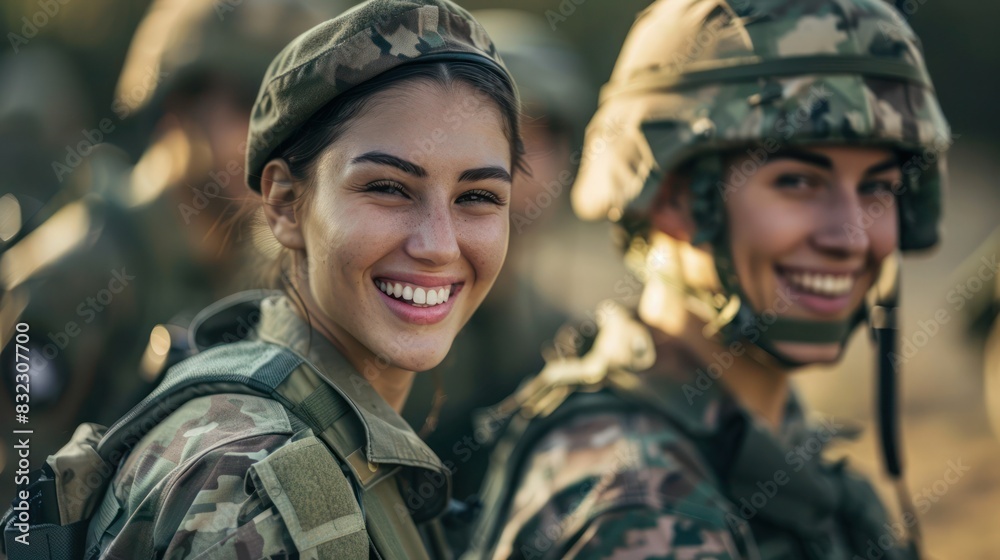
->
[67,0,525,558]
[471,0,948,559]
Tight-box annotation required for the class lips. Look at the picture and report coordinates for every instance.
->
[774,265,862,316]
[776,267,856,297]
[375,279,451,307]
[372,275,464,325]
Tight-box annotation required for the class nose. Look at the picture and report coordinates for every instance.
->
[405,201,461,266]
[812,188,871,256]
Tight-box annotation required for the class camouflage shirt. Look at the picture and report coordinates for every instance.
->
[473,320,916,560]
[89,295,450,558]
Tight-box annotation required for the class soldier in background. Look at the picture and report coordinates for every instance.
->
[468,0,949,558]
[402,8,594,506]
[0,0,348,498]
[952,228,1000,440]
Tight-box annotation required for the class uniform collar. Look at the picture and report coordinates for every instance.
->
[627,334,858,539]
[255,294,448,477]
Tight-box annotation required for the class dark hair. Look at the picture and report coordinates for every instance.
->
[237,59,526,303]
[273,59,526,185]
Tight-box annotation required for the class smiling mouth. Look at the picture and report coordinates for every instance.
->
[775,266,858,298]
[375,279,453,307]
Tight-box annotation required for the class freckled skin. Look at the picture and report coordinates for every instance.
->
[724,145,900,363]
[296,81,512,374]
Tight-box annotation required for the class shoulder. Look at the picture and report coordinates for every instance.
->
[103,394,369,558]
[112,393,297,513]
[499,404,741,559]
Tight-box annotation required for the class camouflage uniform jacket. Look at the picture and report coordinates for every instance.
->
[471,312,917,560]
[87,294,452,558]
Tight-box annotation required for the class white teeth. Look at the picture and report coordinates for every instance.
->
[785,271,853,297]
[377,279,453,307]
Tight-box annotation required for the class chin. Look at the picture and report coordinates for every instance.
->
[384,342,451,373]
[772,341,845,366]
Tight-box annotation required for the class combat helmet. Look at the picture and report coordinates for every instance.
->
[574,0,949,361]
[571,0,950,551]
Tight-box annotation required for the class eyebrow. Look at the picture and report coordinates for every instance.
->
[459,166,512,184]
[351,151,511,183]
[864,158,900,176]
[769,149,833,169]
[351,151,427,177]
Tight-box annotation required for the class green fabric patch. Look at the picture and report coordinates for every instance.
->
[249,436,368,556]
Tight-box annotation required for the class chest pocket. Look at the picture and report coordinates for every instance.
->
[247,436,369,558]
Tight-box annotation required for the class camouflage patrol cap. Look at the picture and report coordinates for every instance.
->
[573,0,950,251]
[115,0,351,119]
[245,0,514,191]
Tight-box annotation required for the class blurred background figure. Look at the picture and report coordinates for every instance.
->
[0,0,348,501]
[951,228,1000,439]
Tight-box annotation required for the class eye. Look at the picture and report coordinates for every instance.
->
[859,178,898,196]
[774,173,821,191]
[364,180,409,198]
[456,189,505,206]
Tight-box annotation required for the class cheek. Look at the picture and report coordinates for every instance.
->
[727,198,809,276]
[459,214,508,281]
[869,205,899,260]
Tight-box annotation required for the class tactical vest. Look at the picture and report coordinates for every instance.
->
[467,304,920,560]
[3,339,450,559]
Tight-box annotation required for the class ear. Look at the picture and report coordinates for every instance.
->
[650,172,696,243]
[261,159,306,250]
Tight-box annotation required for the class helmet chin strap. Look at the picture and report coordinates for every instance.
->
[713,249,922,556]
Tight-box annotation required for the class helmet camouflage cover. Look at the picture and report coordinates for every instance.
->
[572,0,950,252]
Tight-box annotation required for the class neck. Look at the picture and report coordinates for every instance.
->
[639,277,792,430]
[290,272,416,414]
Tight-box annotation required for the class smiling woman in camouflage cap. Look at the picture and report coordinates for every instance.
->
[70,0,524,558]
[470,0,948,559]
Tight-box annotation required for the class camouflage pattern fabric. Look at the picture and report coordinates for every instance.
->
[89,295,450,558]
[246,0,515,190]
[471,313,917,560]
[571,0,949,251]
